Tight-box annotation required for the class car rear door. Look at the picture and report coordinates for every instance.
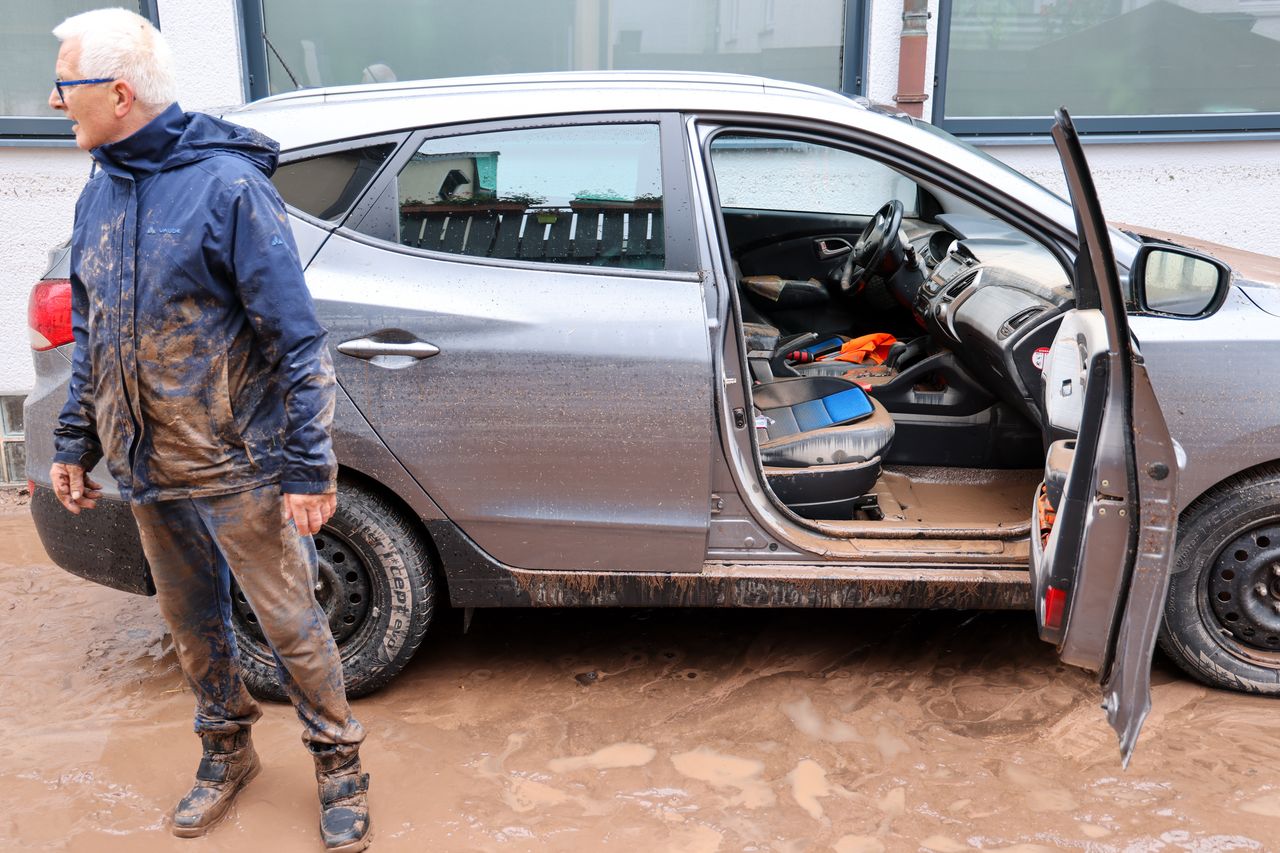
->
[1030,109,1179,766]
[308,114,714,574]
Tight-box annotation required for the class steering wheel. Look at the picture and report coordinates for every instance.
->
[835,199,904,293]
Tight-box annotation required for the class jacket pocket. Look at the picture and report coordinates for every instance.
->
[212,356,240,446]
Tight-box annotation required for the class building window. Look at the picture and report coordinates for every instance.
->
[935,0,1280,136]
[0,396,26,484]
[242,0,864,99]
[3,1,158,140]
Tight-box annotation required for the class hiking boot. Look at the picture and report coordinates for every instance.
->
[171,729,261,838]
[311,743,371,852]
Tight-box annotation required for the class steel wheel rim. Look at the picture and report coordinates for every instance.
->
[231,527,374,650]
[1203,519,1280,663]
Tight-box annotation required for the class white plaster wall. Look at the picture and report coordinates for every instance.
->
[866,0,940,120]
[0,149,91,394]
[156,0,247,111]
[0,0,247,396]
[980,141,1280,256]
[866,0,903,106]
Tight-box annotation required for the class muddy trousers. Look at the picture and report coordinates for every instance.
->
[132,484,364,747]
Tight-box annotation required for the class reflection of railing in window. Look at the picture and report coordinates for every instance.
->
[398,200,664,269]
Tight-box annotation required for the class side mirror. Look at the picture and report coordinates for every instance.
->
[1132,244,1230,318]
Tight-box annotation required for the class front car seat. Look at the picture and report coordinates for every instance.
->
[753,376,895,519]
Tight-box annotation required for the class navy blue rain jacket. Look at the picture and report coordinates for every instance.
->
[53,103,337,503]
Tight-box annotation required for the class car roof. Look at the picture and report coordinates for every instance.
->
[222,70,881,150]
[239,70,855,108]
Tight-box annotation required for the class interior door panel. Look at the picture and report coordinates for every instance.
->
[722,208,871,279]
[1029,109,1179,767]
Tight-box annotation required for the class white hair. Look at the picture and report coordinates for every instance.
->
[53,7,177,111]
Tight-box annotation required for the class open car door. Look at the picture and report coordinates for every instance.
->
[1029,109,1179,767]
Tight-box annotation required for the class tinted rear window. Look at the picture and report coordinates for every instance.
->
[272,143,396,221]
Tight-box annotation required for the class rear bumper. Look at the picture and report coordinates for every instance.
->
[25,344,150,595]
[29,486,152,596]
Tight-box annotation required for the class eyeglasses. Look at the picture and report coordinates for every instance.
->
[54,77,115,104]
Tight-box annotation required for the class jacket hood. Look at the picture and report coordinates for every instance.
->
[93,103,279,179]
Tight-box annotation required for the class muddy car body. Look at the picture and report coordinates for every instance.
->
[25,72,1280,761]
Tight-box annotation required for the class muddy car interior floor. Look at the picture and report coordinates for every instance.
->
[869,466,1040,528]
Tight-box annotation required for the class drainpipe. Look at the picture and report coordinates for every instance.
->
[894,0,931,118]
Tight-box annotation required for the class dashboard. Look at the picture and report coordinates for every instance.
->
[909,214,1073,424]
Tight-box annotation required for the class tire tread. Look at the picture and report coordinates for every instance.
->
[233,481,435,700]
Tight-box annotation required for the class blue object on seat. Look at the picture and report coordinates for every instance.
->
[802,336,845,357]
[791,388,874,432]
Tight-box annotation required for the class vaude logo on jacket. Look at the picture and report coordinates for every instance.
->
[145,225,182,235]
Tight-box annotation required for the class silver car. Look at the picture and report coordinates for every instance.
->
[25,72,1279,765]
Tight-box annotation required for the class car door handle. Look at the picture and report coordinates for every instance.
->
[337,338,441,360]
[815,238,853,260]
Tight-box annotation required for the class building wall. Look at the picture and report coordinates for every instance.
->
[0,148,89,395]
[155,0,246,110]
[0,0,1276,398]
[985,140,1280,253]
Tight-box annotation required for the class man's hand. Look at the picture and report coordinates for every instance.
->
[50,462,103,514]
[283,491,337,537]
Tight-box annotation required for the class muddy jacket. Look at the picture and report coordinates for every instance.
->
[52,103,337,504]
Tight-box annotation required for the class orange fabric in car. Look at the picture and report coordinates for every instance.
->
[821,333,898,365]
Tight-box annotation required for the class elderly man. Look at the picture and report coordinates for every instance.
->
[48,9,371,851]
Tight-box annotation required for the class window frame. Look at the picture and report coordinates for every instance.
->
[2,0,160,141]
[239,0,869,102]
[338,112,700,275]
[0,395,26,484]
[933,0,1280,139]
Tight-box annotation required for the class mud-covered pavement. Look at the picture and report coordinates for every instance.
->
[4,508,1280,852]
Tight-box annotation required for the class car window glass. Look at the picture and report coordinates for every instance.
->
[382,124,665,270]
[273,143,396,221]
[710,135,919,217]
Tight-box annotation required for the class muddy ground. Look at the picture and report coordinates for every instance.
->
[3,507,1280,852]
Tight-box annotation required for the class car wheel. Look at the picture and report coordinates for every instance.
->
[1160,467,1280,694]
[229,481,435,700]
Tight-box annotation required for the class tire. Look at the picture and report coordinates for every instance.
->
[1159,465,1280,694]
[230,481,435,701]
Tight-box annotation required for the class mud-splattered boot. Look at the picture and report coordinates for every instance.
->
[311,743,371,852]
[171,729,261,838]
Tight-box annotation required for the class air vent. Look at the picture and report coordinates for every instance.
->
[1009,306,1043,329]
[943,270,980,301]
[998,306,1044,339]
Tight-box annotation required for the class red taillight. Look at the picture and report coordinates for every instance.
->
[28,278,73,351]
[1043,585,1068,630]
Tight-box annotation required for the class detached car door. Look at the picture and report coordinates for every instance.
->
[1030,110,1179,766]
[307,115,713,573]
